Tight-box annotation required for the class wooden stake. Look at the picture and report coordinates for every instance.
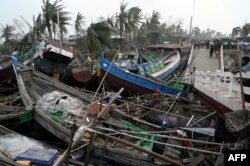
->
[237,40,246,109]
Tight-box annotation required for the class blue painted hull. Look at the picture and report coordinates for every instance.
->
[100,54,186,97]
[155,59,180,80]
[137,50,180,81]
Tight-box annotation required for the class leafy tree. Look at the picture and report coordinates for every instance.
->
[0,24,15,43]
[87,21,113,53]
[232,26,241,38]
[21,14,45,42]
[42,0,71,39]
[192,26,200,38]
[75,12,85,37]
[242,24,250,37]
[142,10,162,44]
[117,0,130,39]
[128,7,142,42]
[147,10,161,32]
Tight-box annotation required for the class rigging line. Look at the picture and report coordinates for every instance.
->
[96,126,222,146]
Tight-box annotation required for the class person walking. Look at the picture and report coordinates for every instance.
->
[209,41,214,57]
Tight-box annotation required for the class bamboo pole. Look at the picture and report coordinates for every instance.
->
[166,92,181,115]
[84,127,184,166]
[96,127,221,155]
[83,48,121,118]
[112,108,161,128]
[96,126,224,146]
[115,98,195,121]
[237,40,246,109]
[97,88,124,119]
[190,111,216,127]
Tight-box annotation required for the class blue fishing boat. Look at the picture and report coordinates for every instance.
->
[137,50,181,80]
[100,51,186,97]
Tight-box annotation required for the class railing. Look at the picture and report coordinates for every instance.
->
[180,44,195,81]
[193,70,250,98]
[219,45,224,72]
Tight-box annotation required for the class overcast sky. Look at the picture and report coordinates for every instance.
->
[0,0,249,36]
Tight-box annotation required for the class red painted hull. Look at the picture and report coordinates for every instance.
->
[72,70,95,84]
[195,89,233,117]
[63,69,97,88]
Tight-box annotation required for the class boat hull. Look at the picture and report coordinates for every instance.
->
[100,53,185,97]
[0,58,14,83]
[33,107,71,143]
[13,66,91,143]
[194,88,233,117]
[102,69,154,96]
[0,66,13,83]
[63,69,97,87]
[151,52,181,80]
[34,52,71,76]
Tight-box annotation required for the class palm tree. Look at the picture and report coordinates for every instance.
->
[21,14,44,42]
[75,12,85,38]
[42,0,54,39]
[143,10,161,44]
[57,10,71,41]
[42,0,71,39]
[128,7,142,42]
[136,18,148,46]
[117,0,130,39]
[148,10,161,32]
[106,15,115,29]
[0,24,15,43]
[87,21,113,53]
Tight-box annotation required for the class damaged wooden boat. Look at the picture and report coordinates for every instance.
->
[0,57,14,84]
[13,64,94,143]
[137,48,181,80]
[61,53,99,88]
[20,40,73,78]
[0,105,32,123]
[62,92,225,166]
[72,112,223,166]
[100,50,186,97]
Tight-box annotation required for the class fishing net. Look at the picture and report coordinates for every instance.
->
[0,134,44,158]
[225,109,250,137]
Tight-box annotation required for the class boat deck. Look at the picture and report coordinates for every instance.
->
[183,47,250,116]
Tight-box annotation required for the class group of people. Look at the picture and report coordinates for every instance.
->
[210,39,222,57]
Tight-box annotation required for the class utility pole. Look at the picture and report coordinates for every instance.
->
[189,0,196,39]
